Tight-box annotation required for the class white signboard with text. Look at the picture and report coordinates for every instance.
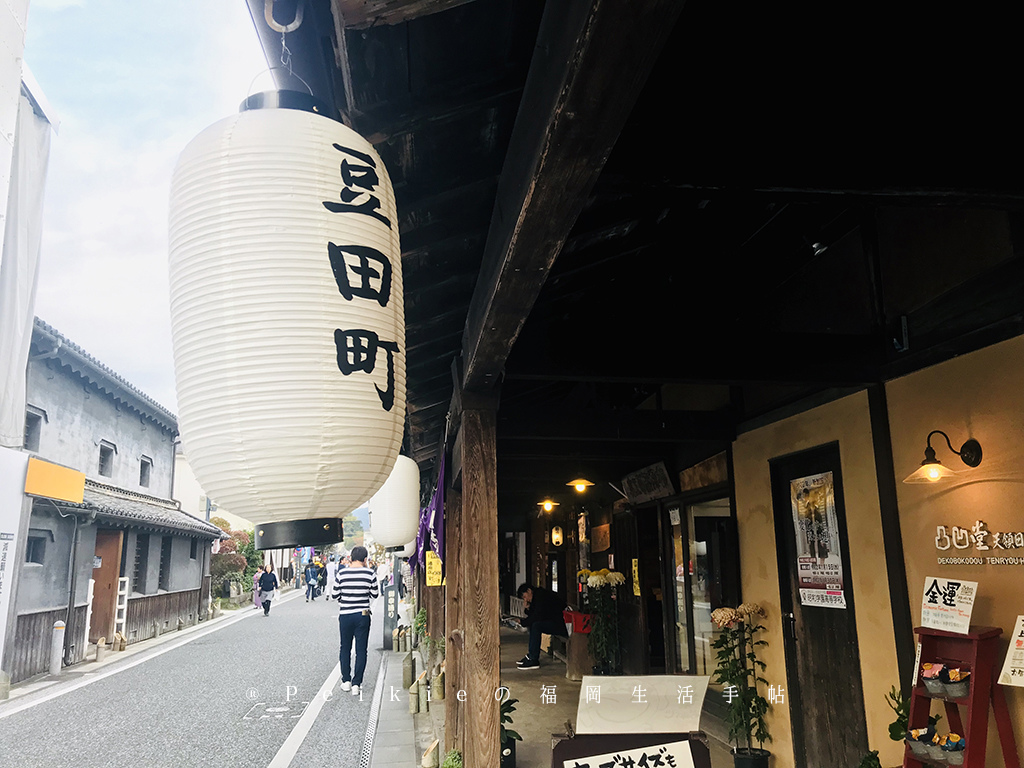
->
[921,576,977,634]
[575,675,708,734]
[564,740,695,768]
[998,614,1024,687]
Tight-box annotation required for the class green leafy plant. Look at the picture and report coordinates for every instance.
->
[856,750,882,768]
[579,569,626,671]
[500,698,522,745]
[414,607,428,637]
[710,603,772,754]
[441,749,463,768]
[886,685,940,740]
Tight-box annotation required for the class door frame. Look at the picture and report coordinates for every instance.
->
[769,441,868,767]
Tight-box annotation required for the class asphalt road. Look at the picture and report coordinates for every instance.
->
[0,589,386,768]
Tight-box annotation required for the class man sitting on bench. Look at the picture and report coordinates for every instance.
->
[515,582,567,670]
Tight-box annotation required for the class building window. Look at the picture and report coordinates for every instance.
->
[24,407,44,452]
[133,534,149,593]
[139,456,153,488]
[98,440,116,477]
[189,539,198,560]
[158,536,173,591]
[25,532,49,564]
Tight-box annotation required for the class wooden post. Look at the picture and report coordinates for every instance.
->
[459,399,500,767]
[444,487,463,754]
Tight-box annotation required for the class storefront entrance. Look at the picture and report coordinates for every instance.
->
[769,443,868,767]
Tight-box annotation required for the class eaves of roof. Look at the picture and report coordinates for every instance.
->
[32,318,178,433]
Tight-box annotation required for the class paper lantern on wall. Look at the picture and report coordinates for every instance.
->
[395,539,417,558]
[168,91,405,531]
[368,455,420,548]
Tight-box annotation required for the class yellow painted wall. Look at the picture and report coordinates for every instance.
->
[887,335,1024,766]
[732,391,903,768]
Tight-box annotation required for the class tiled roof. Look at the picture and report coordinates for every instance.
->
[32,318,178,432]
[52,480,227,539]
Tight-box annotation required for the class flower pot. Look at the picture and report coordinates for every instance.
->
[733,748,770,768]
[943,679,970,699]
[907,740,929,758]
[500,738,516,768]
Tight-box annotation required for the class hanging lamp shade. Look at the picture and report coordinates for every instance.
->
[368,455,420,547]
[396,539,417,558]
[168,91,405,528]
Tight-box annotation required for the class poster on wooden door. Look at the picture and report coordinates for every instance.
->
[790,471,847,609]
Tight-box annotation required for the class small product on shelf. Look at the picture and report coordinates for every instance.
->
[921,662,946,695]
[940,667,971,699]
[926,733,949,763]
[907,726,936,759]
[942,734,966,766]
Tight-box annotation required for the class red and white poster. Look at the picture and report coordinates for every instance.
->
[790,472,846,609]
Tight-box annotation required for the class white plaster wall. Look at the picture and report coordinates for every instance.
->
[26,356,176,496]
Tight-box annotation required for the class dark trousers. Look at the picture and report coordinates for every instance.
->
[306,582,316,599]
[339,612,371,685]
[527,619,567,661]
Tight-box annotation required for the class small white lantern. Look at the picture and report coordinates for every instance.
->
[396,539,417,558]
[168,92,405,527]
[368,455,420,547]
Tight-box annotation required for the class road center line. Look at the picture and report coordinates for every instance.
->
[0,589,303,721]
[266,662,342,768]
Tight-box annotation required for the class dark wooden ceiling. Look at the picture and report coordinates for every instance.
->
[248,0,1024,522]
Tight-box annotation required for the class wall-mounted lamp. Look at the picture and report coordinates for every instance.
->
[567,477,594,493]
[551,526,563,546]
[903,430,983,484]
[538,499,560,512]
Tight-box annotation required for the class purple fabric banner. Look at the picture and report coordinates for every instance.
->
[413,453,447,573]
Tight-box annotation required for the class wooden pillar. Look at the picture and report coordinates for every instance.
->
[444,487,463,754]
[457,397,500,766]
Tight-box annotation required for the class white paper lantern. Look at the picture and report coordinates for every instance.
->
[368,455,420,548]
[168,93,405,526]
[396,539,417,559]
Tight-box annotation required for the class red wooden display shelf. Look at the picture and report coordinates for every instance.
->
[904,626,1021,768]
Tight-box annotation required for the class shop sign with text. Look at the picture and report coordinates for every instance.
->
[998,614,1024,687]
[790,472,846,608]
[934,520,1024,566]
[921,576,977,634]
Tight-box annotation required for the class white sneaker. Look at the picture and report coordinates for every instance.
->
[351,685,360,696]
[340,681,351,691]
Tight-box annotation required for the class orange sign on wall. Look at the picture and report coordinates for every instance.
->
[24,457,85,503]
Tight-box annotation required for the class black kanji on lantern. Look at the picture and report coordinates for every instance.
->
[334,328,399,411]
[322,143,391,228]
[328,243,392,307]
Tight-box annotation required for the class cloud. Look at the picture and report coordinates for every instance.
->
[25,0,268,413]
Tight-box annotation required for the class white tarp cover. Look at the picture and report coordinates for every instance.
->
[0,93,51,447]
[0,447,29,668]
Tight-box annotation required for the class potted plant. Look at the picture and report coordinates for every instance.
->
[500,697,522,767]
[580,569,626,674]
[710,603,771,768]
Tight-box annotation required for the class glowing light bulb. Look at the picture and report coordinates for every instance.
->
[927,466,941,481]
[574,483,586,492]
[543,500,553,512]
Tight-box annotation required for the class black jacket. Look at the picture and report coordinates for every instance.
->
[258,572,279,592]
[523,587,565,626]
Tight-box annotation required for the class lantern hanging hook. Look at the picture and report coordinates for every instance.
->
[265,0,304,33]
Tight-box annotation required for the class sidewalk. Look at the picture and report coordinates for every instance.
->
[368,651,420,767]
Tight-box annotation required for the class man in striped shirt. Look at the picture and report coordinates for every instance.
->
[332,545,379,695]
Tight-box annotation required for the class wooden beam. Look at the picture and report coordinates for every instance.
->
[444,487,463,754]
[461,0,685,391]
[498,408,735,443]
[332,0,477,30]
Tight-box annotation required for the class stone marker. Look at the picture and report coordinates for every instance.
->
[403,651,417,689]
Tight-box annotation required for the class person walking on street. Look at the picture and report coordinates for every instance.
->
[259,564,279,616]
[325,556,338,603]
[317,560,328,598]
[332,545,379,696]
[305,561,319,602]
[515,583,567,669]
[253,569,262,611]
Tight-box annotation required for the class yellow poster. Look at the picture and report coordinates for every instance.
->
[632,558,640,596]
[426,550,443,587]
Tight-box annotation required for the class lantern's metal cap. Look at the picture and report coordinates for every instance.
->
[240,90,337,121]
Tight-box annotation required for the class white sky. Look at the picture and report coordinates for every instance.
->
[24,0,270,413]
